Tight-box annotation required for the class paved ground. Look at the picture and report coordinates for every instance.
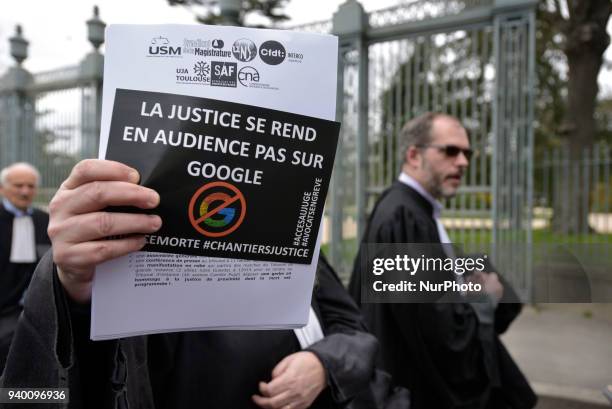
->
[501,303,612,407]
[536,396,610,409]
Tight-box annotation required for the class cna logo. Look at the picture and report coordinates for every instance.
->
[232,38,257,62]
[237,66,278,90]
[148,36,182,57]
[238,66,260,87]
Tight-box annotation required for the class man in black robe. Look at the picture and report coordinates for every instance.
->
[0,162,50,372]
[349,113,537,409]
[1,159,381,409]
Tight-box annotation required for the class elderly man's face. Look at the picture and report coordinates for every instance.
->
[1,167,38,211]
[411,117,470,199]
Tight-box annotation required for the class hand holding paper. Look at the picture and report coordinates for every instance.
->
[48,159,162,303]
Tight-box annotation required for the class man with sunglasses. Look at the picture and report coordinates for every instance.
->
[349,112,536,409]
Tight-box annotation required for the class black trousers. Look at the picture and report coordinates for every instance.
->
[0,307,21,375]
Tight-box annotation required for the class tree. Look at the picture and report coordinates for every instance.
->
[167,0,290,27]
[376,0,612,236]
[534,1,568,150]
[539,0,611,233]
[559,0,611,151]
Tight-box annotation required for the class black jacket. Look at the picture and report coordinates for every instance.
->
[1,252,379,409]
[349,182,537,409]
[0,203,50,371]
[0,204,50,312]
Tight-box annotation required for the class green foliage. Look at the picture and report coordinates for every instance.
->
[535,0,612,154]
[535,0,569,152]
[592,180,612,209]
[595,98,612,142]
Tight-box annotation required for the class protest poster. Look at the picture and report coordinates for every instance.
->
[91,24,339,340]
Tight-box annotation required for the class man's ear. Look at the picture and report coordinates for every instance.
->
[405,146,421,169]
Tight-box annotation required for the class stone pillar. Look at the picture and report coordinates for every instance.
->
[80,5,105,159]
[0,25,34,169]
[329,0,368,271]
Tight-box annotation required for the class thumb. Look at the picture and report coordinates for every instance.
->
[271,354,293,378]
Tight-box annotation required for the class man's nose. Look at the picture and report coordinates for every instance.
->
[456,151,469,167]
[19,187,33,196]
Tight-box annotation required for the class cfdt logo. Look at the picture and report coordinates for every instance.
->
[259,40,286,65]
[148,36,181,57]
[232,38,257,62]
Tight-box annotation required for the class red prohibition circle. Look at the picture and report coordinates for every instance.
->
[188,181,246,238]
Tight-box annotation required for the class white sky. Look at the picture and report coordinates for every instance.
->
[0,0,610,94]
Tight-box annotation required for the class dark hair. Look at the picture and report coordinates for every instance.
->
[399,112,440,163]
[399,112,462,164]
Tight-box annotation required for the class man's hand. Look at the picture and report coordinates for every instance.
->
[469,271,504,301]
[48,159,162,303]
[252,351,326,409]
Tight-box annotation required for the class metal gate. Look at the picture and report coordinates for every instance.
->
[1,2,537,295]
[0,10,104,203]
[295,0,537,292]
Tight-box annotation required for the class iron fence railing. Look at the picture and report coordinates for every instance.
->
[0,1,554,292]
[368,0,493,28]
[535,143,612,242]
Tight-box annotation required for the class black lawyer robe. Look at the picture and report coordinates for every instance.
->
[0,203,50,372]
[1,253,378,409]
[348,181,537,409]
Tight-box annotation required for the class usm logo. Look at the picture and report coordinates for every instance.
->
[149,46,182,56]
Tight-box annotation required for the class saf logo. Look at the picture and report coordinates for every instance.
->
[211,61,237,87]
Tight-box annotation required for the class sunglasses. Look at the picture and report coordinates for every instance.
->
[417,144,474,161]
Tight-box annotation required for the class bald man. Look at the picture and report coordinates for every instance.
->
[0,162,50,371]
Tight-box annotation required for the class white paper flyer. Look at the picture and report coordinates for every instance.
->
[91,24,339,340]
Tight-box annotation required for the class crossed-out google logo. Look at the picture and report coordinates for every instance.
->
[199,192,236,227]
[188,181,246,238]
